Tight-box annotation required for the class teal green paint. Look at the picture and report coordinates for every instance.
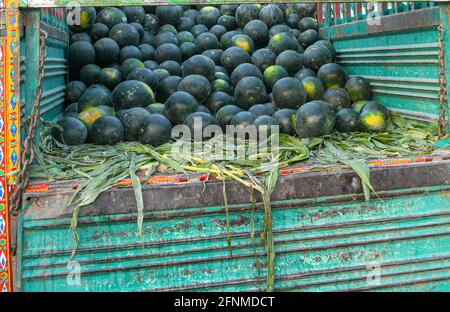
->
[18,187,450,292]
[24,9,40,119]
[439,3,450,132]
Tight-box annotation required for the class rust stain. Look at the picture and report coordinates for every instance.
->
[180,269,195,276]
[175,220,192,232]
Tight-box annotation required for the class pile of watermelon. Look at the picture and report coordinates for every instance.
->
[57,4,390,146]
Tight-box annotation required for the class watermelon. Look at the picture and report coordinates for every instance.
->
[269,24,291,38]
[145,103,165,115]
[138,114,173,146]
[210,25,227,40]
[52,117,88,146]
[78,106,109,130]
[164,91,199,124]
[216,105,244,128]
[177,17,195,32]
[221,5,239,16]
[286,14,301,29]
[126,67,158,91]
[323,88,351,112]
[335,108,359,133]
[79,64,101,86]
[361,101,390,119]
[143,14,159,34]
[112,80,155,110]
[301,77,325,101]
[97,68,122,91]
[177,31,195,44]
[358,110,387,133]
[156,76,182,103]
[314,40,337,60]
[275,50,303,76]
[220,30,242,50]
[143,60,159,70]
[235,4,260,28]
[345,76,371,102]
[303,45,332,71]
[299,29,319,48]
[119,45,142,62]
[234,76,267,109]
[130,22,144,37]
[66,81,87,103]
[218,15,237,31]
[243,19,269,47]
[230,63,263,86]
[96,7,127,28]
[206,91,234,114]
[139,44,155,61]
[70,33,92,44]
[191,24,209,38]
[109,23,140,48]
[180,42,197,61]
[152,31,179,48]
[273,77,307,109]
[198,105,212,114]
[69,41,95,68]
[119,107,151,141]
[249,103,276,117]
[231,34,255,54]
[195,33,220,54]
[294,100,336,138]
[211,79,232,94]
[155,5,183,26]
[78,84,113,110]
[230,111,258,128]
[182,55,216,81]
[251,48,277,72]
[140,31,154,45]
[94,38,119,65]
[120,58,145,77]
[202,49,223,65]
[90,116,124,145]
[268,32,300,55]
[298,17,318,32]
[317,63,348,90]
[220,47,251,73]
[259,4,284,28]
[184,112,220,140]
[154,68,170,82]
[183,9,199,22]
[154,43,181,63]
[198,6,222,28]
[64,102,80,115]
[122,6,145,24]
[352,100,368,113]
[177,74,212,103]
[71,7,96,33]
[263,65,289,91]
[273,108,295,135]
[295,67,316,80]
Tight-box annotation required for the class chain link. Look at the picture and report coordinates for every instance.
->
[9,29,48,215]
[437,25,448,138]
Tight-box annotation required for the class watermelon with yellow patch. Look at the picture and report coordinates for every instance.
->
[231,34,255,54]
[358,110,387,133]
[78,106,110,130]
[263,65,289,91]
[301,77,325,101]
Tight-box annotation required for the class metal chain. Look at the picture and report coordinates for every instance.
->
[9,29,48,215]
[437,25,448,138]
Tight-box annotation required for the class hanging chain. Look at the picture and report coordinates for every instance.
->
[437,25,448,138]
[9,29,48,215]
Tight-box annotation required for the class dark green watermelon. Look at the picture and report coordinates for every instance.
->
[286,14,301,29]
[152,31,179,48]
[112,80,155,110]
[273,77,307,109]
[230,111,258,127]
[259,4,284,28]
[235,4,260,28]
[182,55,216,81]
[323,88,352,112]
[159,24,177,34]
[126,67,158,91]
[98,68,122,90]
[294,100,336,138]
[249,103,276,116]
[275,50,303,76]
[243,19,269,47]
[139,44,155,61]
[295,67,316,80]
[69,41,95,68]
[96,7,127,28]
[360,101,390,119]
[143,14,159,34]
[198,6,222,28]
[234,76,267,109]
[143,60,159,70]
[109,23,140,48]
[216,105,244,128]
[52,117,88,145]
[301,77,325,101]
[70,33,92,44]
[94,38,119,65]
[268,32,300,55]
[211,79,232,94]
[145,103,165,115]
[138,114,173,146]
[120,58,145,77]
[183,112,220,140]
[298,17,318,32]
[220,47,251,73]
[303,45,332,71]
[164,91,199,124]
[263,65,289,91]
[78,84,113,110]
[206,91,234,114]
[154,43,182,63]
[79,64,101,86]
[231,63,263,86]
[66,81,87,103]
[180,42,197,61]
[317,63,348,90]
[155,5,183,26]
[153,68,170,82]
[90,116,124,145]
[218,15,237,31]
[177,31,195,44]
[120,107,151,141]
[221,5,239,16]
[129,22,144,37]
[231,34,255,54]
[202,49,223,65]
[251,48,277,72]
[88,23,109,41]
[299,29,319,48]
[210,25,227,40]
[64,102,80,115]
[196,33,220,53]
[345,76,371,102]
[140,31,154,45]
[177,75,212,103]
[156,76,182,103]
[335,108,359,133]
[220,30,242,50]
[191,24,209,38]
[121,6,145,24]
[119,45,142,62]
[273,108,296,135]
[314,40,337,61]
[177,17,195,32]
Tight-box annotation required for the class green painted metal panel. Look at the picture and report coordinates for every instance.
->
[18,183,450,292]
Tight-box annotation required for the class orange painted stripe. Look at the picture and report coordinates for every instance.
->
[25,184,49,193]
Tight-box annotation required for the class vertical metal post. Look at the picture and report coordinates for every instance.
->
[439,2,450,132]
